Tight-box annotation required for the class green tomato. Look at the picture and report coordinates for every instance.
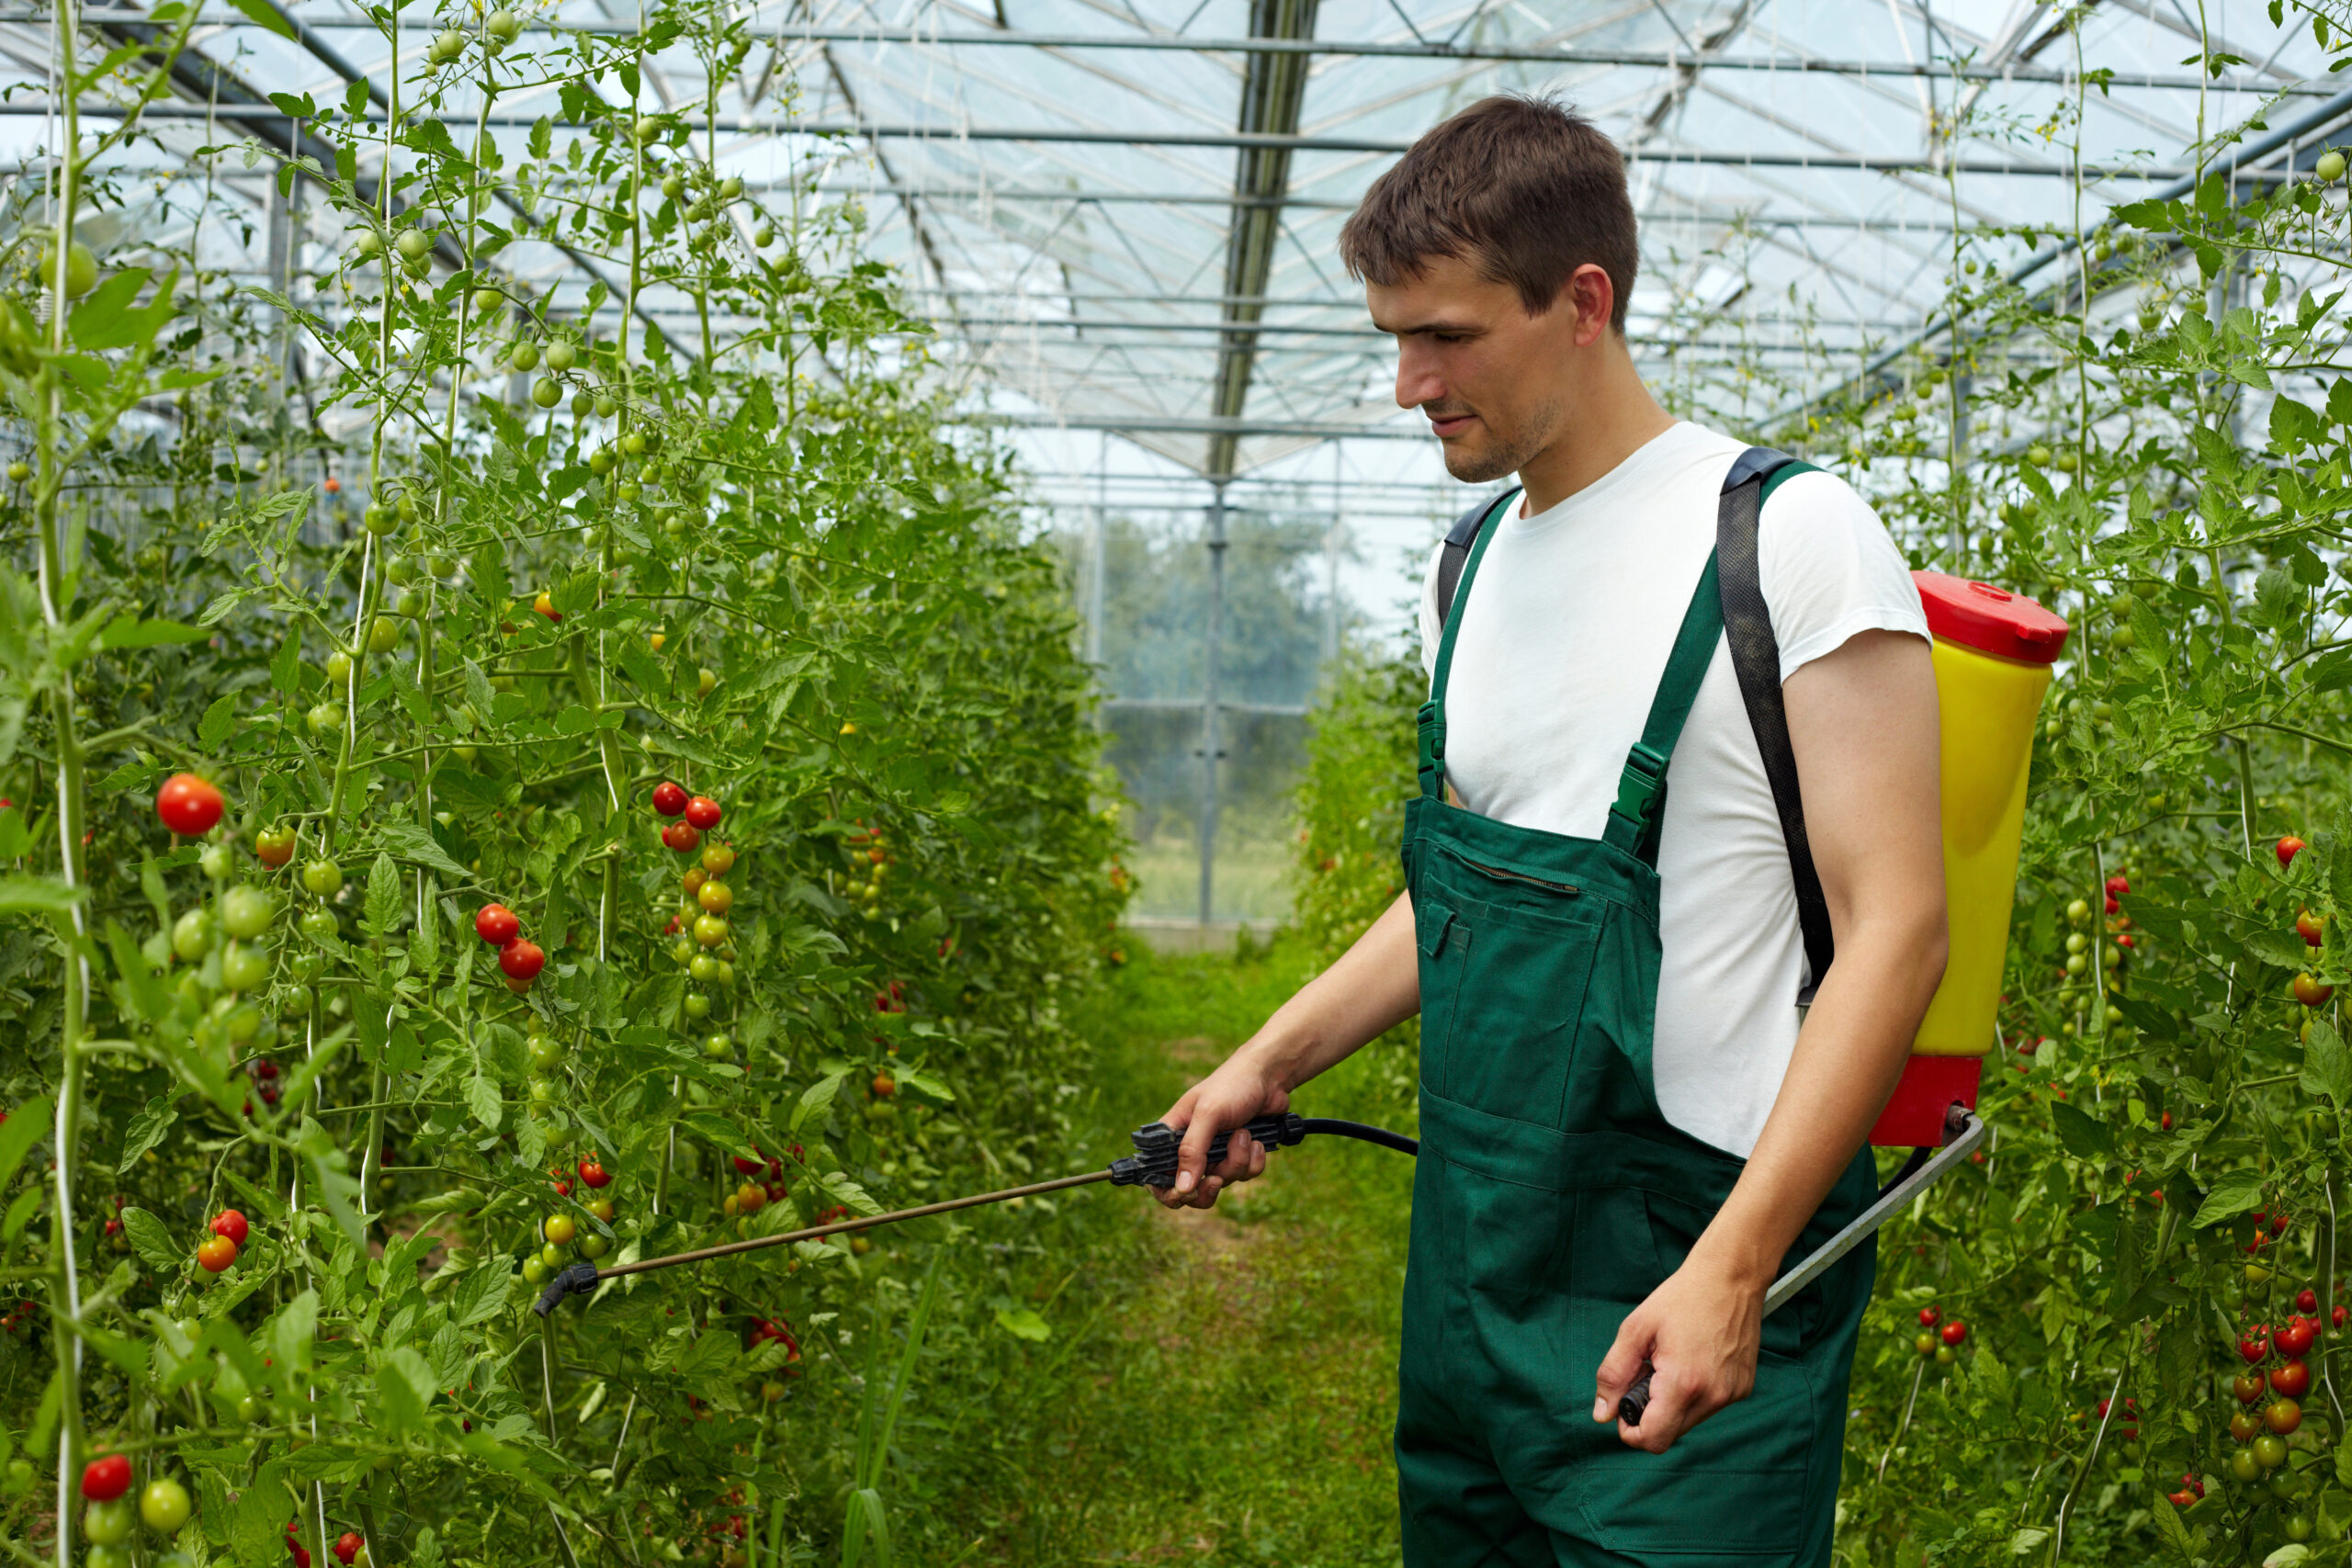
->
[578,1233,609,1259]
[221,886,277,939]
[588,449,614,477]
[289,952,322,983]
[594,393,618,419]
[361,503,395,536]
[395,590,425,618]
[2229,1447,2262,1483]
[301,859,345,897]
[325,649,352,682]
[86,1548,129,1568]
[633,115,661,144]
[234,1393,260,1425]
[220,942,270,993]
[3,1456,32,1495]
[199,842,233,881]
[571,390,594,417]
[718,176,742,200]
[307,702,344,735]
[42,239,98,297]
[368,616,400,655]
[752,224,775,248]
[85,1499,134,1547]
[300,908,337,943]
[394,229,432,262]
[510,341,540,372]
[2256,1434,2290,1470]
[2288,1512,2315,1542]
[684,991,711,1019]
[532,378,562,409]
[714,961,736,988]
[661,173,685,200]
[528,1036,564,1071]
[703,1032,732,1060]
[172,908,215,963]
[546,340,577,371]
[671,937,696,966]
[622,432,648,457]
[521,1256,547,1284]
[528,1077,556,1104]
[470,287,502,315]
[690,953,719,982]
[539,1242,564,1268]
[485,7,518,42]
[140,1477,193,1533]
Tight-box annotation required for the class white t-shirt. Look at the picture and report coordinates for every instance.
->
[1415,420,1928,1159]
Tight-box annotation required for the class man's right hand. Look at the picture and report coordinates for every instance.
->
[1140,891,1424,1211]
[1153,1054,1289,1211]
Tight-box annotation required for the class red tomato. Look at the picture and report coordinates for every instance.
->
[334,1532,365,1565]
[475,904,521,945]
[499,939,546,981]
[197,1235,238,1272]
[2300,910,2326,947]
[156,773,225,836]
[2240,1332,2270,1363]
[2280,835,2309,868]
[2298,1288,2319,1313]
[652,781,689,818]
[731,1151,763,1174]
[578,1159,611,1189]
[211,1209,249,1247]
[871,1073,896,1098]
[2271,1359,2312,1399]
[322,477,341,493]
[533,591,562,624]
[2278,1318,2317,1356]
[2105,874,2129,896]
[662,821,701,853]
[1939,1320,1967,1346]
[684,795,722,830]
[2267,1397,2303,1435]
[2295,973,2335,1007]
[2234,1373,2267,1404]
[82,1453,131,1501]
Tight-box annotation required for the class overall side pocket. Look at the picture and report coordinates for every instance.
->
[1415,900,1469,1099]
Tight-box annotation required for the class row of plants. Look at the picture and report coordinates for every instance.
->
[1,6,1126,1567]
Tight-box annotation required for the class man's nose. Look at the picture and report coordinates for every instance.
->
[1395,345,1445,410]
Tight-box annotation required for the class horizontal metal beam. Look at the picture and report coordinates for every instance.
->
[815,184,2034,226]
[1102,697,1310,716]
[976,412,1427,439]
[35,12,2321,94]
[31,102,2215,176]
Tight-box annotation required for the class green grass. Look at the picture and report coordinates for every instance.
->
[910,935,1417,1566]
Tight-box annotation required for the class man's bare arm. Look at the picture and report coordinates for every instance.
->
[1592,626,1949,1451]
[1152,890,1421,1210]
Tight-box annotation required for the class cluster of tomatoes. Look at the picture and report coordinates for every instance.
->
[519,1156,618,1287]
[2219,1303,2322,1533]
[472,901,546,994]
[722,1145,792,1222]
[746,1315,806,1403]
[841,821,892,922]
[0,1296,35,1336]
[653,782,742,1050]
[78,1451,194,1567]
[2054,873,2137,1034]
[196,1208,250,1274]
[282,1517,368,1568]
[1911,1305,1968,1365]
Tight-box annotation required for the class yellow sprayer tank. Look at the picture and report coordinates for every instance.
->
[1868,573,2070,1147]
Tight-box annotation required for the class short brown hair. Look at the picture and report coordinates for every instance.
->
[1340,96,1637,331]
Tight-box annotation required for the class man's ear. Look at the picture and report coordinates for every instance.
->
[1565,264,1615,347]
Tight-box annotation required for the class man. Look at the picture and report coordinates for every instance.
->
[1151,96,1949,1565]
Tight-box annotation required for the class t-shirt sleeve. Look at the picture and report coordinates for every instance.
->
[1416,538,1448,679]
[1756,468,1929,680]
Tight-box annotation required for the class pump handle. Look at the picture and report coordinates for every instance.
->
[1108,1113,1306,1189]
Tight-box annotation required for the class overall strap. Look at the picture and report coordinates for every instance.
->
[1418,488,1521,802]
[1601,553,1724,863]
[1715,446,1834,1004]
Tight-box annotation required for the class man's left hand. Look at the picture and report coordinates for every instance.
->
[1591,1259,1766,1453]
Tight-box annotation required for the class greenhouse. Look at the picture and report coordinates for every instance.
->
[3,0,2351,1562]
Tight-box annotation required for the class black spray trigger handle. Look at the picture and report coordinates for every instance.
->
[1109,1111,1306,1188]
[1618,1362,1656,1426]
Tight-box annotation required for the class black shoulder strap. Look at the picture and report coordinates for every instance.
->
[1717,446,1834,1006]
[1435,490,1517,626]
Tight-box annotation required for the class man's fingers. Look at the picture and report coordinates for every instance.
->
[1618,1368,1690,1452]
[1591,1322,1651,1424]
[1172,1108,1226,1195]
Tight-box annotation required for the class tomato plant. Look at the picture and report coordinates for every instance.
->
[0,3,1125,1564]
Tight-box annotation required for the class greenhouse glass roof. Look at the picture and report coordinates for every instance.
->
[0,0,2335,510]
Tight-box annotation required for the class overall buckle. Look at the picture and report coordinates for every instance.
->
[1607,742,1669,852]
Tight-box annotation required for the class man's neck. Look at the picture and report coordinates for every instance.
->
[1513,343,1676,516]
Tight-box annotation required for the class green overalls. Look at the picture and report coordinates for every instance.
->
[1396,484,1878,1566]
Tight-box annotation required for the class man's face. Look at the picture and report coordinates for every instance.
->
[1366,253,1600,484]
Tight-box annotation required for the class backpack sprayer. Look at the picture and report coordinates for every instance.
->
[538,570,2068,1435]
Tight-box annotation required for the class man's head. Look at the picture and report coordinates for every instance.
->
[1340,96,1641,484]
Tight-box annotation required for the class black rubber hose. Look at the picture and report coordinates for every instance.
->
[1300,1118,1419,1157]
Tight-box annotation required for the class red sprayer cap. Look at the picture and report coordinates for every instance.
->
[1911,572,2070,665]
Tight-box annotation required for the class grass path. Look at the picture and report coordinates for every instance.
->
[939,935,1417,1566]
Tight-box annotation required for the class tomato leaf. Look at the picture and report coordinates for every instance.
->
[118,1093,178,1167]
[197,692,237,749]
[0,1092,51,1190]
[376,818,472,885]
[119,1206,180,1272]
[2051,1099,2114,1162]
[1,1188,40,1243]
[0,875,85,914]
[99,615,209,649]
[2301,1019,2352,1109]
[466,1070,503,1132]
[2194,1169,2267,1226]
[363,852,401,938]
[791,1070,847,1134]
